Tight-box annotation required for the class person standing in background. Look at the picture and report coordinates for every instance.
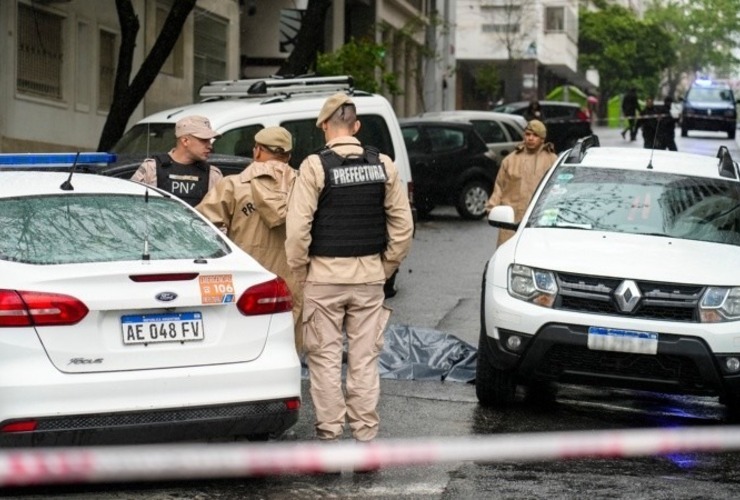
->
[486,119,557,248]
[196,127,303,354]
[286,93,413,445]
[131,115,223,207]
[621,88,641,141]
[658,96,678,151]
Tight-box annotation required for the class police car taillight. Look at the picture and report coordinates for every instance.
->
[0,290,89,327]
[237,278,293,316]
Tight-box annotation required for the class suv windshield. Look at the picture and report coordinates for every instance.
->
[528,166,740,246]
[0,195,230,264]
[687,87,735,103]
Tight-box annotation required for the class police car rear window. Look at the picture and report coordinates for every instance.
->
[0,194,230,264]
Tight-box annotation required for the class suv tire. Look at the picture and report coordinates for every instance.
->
[729,128,736,140]
[681,125,688,137]
[456,180,490,220]
[475,328,517,407]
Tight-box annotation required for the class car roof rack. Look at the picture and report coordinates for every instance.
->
[564,135,600,164]
[0,152,116,170]
[716,146,739,179]
[199,75,355,99]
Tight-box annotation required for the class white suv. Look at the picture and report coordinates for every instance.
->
[111,75,415,296]
[478,137,740,411]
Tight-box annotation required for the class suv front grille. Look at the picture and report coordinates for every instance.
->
[537,344,707,389]
[555,272,703,322]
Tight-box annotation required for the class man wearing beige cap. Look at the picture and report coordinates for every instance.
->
[486,119,557,247]
[131,115,223,207]
[196,126,303,353]
[286,93,413,446]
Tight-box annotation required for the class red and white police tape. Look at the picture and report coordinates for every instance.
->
[3,426,740,486]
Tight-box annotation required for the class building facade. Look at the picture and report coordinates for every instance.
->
[0,0,241,153]
[455,0,596,109]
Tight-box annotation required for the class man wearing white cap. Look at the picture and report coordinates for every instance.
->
[131,115,223,206]
[196,126,303,353]
[286,93,413,445]
[486,119,557,247]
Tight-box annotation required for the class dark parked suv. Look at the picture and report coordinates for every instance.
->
[400,119,498,219]
[681,80,738,139]
[494,100,592,153]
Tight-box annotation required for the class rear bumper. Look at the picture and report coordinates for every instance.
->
[0,322,301,446]
[0,398,299,447]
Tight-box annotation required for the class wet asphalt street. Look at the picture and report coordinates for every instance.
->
[4,126,740,499]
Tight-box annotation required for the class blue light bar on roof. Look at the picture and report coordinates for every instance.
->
[0,152,117,166]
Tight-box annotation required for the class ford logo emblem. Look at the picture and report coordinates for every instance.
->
[155,292,178,302]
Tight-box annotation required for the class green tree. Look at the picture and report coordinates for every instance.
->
[579,5,676,105]
[316,37,400,95]
[475,64,502,105]
[645,0,740,97]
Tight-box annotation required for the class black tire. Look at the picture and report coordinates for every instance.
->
[456,180,490,220]
[729,128,736,140]
[681,126,688,137]
[475,328,517,407]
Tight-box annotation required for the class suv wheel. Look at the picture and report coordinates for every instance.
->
[729,127,736,140]
[681,125,689,137]
[456,180,490,220]
[475,328,517,407]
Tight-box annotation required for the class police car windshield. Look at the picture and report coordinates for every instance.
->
[0,194,230,264]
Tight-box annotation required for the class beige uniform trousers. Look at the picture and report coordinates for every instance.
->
[303,281,391,442]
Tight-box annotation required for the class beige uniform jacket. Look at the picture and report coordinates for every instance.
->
[486,142,557,247]
[131,152,223,190]
[195,160,296,289]
[286,136,413,285]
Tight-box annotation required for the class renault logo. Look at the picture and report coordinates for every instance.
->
[614,280,641,313]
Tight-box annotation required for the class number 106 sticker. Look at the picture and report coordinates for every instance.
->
[199,274,235,304]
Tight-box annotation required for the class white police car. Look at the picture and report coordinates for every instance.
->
[479,138,740,412]
[0,154,300,446]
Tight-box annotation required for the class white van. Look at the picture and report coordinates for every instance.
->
[113,76,413,197]
[111,75,415,296]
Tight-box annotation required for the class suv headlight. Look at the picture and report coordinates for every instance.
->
[700,287,740,322]
[508,264,558,307]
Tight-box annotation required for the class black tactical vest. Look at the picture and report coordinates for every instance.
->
[154,154,210,207]
[309,147,388,257]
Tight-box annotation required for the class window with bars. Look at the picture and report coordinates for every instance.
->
[17,3,64,100]
[98,30,116,112]
[193,9,227,101]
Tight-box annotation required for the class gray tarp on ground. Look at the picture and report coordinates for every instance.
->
[301,324,477,383]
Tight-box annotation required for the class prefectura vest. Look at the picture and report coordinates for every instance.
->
[154,154,210,207]
[309,146,387,257]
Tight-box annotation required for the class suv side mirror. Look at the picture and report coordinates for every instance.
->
[488,205,518,230]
